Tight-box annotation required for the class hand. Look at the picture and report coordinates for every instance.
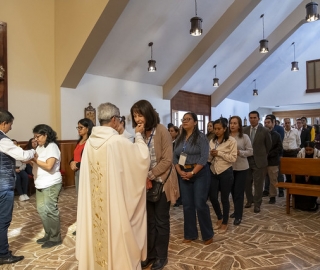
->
[15,169,20,173]
[237,150,240,156]
[70,161,78,171]
[210,149,218,157]
[146,178,153,190]
[135,124,145,134]
[181,171,193,181]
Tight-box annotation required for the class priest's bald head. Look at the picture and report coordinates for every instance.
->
[97,102,121,130]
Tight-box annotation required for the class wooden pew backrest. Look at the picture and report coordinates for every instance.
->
[280,157,320,177]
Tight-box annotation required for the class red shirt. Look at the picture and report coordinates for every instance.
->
[74,143,85,162]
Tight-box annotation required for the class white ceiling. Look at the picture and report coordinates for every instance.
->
[85,0,320,110]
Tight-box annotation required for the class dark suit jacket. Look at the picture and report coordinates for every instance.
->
[244,125,272,168]
[300,128,311,148]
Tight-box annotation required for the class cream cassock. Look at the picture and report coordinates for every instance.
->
[76,126,150,270]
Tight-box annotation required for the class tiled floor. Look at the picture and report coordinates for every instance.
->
[2,188,320,270]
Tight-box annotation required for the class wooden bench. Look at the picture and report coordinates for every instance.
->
[276,157,320,214]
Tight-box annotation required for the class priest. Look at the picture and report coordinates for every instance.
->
[76,102,150,270]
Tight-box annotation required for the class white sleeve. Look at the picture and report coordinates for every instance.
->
[0,137,35,161]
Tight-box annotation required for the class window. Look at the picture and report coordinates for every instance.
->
[306,59,320,93]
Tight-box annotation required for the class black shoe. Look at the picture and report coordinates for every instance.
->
[244,202,252,208]
[41,240,62,249]
[72,231,76,236]
[278,190,284,197]
[141,258,156,269]
[0,253,24,265]
[233,219,241,226]
[269,197,276,204]
[230,213,235,218]
[262,190,269,197]
[151,258,168,270]
[36,236,49,244]
[254,206,260,213]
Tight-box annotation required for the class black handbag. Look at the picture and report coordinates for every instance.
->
[147,166,172,202]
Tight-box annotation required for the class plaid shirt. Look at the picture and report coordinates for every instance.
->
[144,129,163,183]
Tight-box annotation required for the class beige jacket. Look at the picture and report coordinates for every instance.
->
[152,124,180,204]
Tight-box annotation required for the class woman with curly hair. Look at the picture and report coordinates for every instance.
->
[32,124,62,249]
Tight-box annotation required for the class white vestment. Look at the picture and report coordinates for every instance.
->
[76,126,150,270]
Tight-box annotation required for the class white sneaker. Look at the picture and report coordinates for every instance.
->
[19,195,25,201]
[24,194,30,200]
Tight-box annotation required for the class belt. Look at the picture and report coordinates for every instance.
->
[283,149,298,152]
[180,164,196,169]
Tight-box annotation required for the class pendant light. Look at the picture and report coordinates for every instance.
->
[306,1,319,22]
[291,42,299,71]
[213,65,219,87]
[253,79,258,96]
[259,14,269,53]
[148,42,156,72]
[190,0,203,36]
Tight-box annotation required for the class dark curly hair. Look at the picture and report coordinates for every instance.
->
[77,118,94,144]
[32,124,58,148]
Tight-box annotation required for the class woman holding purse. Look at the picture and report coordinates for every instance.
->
[130,100,179,270]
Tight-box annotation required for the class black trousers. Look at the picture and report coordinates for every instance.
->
[231,169,248,220]
[147,190,170,259]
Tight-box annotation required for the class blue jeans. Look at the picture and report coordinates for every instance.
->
[209,167,234,224]
[179,164,213,241]
[36,183,62,242]
[0,190,14,257]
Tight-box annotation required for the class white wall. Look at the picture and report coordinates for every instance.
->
[61,74,171,139]
[211,98,249,122]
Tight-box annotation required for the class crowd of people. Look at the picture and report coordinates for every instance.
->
[0,105,319,269]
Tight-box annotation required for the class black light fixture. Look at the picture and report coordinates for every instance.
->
[148,42,156,72]
[306,1,319,22]
[291,42,299,71]
[253,79,258,96]
[259,14,269,53]
[213,65,219,87]
[190,0,203,36]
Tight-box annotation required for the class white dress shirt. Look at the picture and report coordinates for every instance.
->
[283,128,300,150]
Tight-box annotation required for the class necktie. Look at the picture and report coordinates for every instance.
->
[250,128,256,143]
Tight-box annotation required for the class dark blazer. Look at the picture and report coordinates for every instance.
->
[244,125,272,168]
[300,128,311,148]
[267,130,282,166]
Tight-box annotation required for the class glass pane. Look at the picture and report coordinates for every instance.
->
[307,62,315,89]
[315,61,320,89]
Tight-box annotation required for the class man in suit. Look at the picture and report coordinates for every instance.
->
[297,118,311,147]
[244,111,272,213]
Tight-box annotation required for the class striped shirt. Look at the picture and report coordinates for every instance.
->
[173,132,209,166]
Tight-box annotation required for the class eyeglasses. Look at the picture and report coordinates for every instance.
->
[76,126,84,130]
[111,115,121,121]
[181,117,192,123]
[34,134,43,140]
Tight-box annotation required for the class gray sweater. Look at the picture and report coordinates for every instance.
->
[231,133,253,171]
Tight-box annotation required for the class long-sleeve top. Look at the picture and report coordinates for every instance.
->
[283,128,300,150]
[209,136,237,175]
[173,132,209,166]
[0,131,35,161]
[231,133,252,171]
[274,125,284,141]
[297,147,320,158]
[267,130,283,166]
